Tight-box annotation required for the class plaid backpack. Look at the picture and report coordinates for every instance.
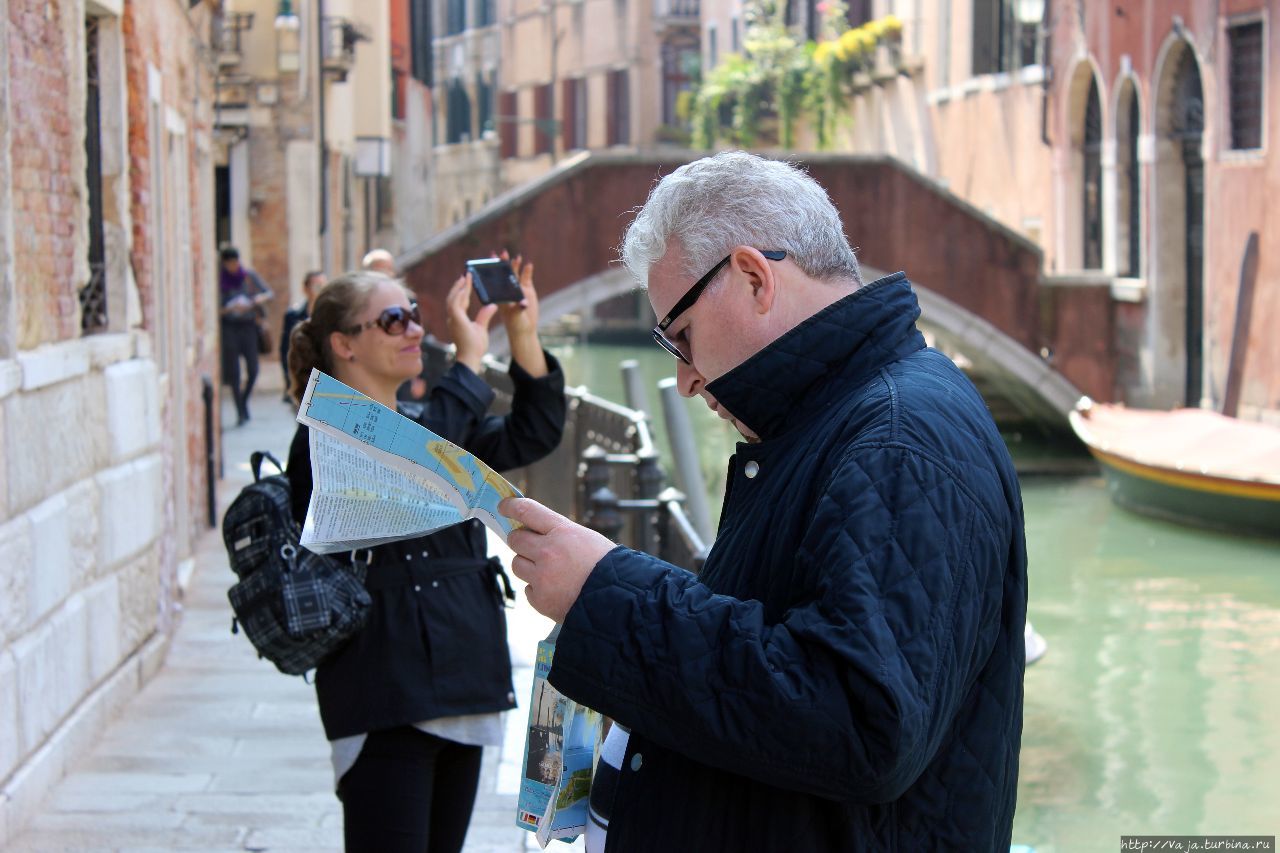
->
[223,451,372,675]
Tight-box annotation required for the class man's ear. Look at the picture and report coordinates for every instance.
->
[733,247,776,315]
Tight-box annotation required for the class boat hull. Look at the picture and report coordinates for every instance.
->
[1088,445,1280,539]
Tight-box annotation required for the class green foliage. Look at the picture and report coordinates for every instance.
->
[688,4,904,151]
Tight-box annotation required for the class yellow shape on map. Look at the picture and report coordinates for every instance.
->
[427,441,475,491]
[482,467,518,500]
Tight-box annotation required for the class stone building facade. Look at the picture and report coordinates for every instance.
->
[689,0,1277,419]
[214,0,393,347]
[397,0,689,238]
[0,0,219,842]
[1047,0,1279,418]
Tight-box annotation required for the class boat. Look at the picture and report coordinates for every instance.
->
[1068,397,1280,538]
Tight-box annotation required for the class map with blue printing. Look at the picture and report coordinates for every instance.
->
[297,369,523,549]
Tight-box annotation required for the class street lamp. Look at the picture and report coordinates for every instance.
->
[354,137,392,250]
[274,0,300,31]
[1017,0,1044,24]
[275,0,301,71]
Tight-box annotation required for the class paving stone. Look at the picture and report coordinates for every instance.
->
[28,808,186,832]
[56,770,212,795]
[42,789,161,813]
[206,767,337,793]
[240,826,343,850]
[170,792,336,816]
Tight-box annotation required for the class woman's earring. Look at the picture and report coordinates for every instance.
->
[349,354,356,362]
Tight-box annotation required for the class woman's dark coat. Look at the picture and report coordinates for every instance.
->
[288,356,565,739]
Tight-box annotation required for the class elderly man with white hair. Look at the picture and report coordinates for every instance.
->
[362,247,397,276]
[500,151,1027,852]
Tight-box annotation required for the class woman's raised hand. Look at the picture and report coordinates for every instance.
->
[497,252,540,340]
[495,251,548,378]
[445,274,497,373]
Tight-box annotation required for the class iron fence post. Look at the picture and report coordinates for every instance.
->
[585,486,625,543]
[633,449,664,554]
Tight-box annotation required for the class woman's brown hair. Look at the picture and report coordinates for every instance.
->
[286,271,406,403]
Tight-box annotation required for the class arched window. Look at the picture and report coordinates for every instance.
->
[446,80,472,144]
[1082,77,1103,269]
[662,34,700,127]
[1116,82,1141,276]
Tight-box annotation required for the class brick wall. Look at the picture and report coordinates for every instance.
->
[9,0,84,348]
[0,0,218,842]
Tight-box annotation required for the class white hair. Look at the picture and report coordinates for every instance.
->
[361,248,396,271]
[620,151,862,288]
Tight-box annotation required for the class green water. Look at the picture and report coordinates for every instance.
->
[549,339,1280,851]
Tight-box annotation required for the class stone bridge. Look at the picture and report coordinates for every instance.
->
[400,151,1110,431]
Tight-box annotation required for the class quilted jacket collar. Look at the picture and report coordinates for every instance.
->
[706,272,925,442]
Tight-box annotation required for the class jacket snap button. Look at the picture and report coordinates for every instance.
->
[744,461,760,478]
[629,753,643,772]
[421,550,429,557]
[414,584,421,592]
[432,580,440,588]
[405,554,412,561]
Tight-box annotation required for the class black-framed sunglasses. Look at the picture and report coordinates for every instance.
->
[345,303,421,337]
[652,250,786,363]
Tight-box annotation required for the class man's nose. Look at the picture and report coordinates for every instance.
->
[676,359,704,398]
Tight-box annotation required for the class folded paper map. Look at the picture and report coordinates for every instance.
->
[296,368,522,554]
[516,626,604,847]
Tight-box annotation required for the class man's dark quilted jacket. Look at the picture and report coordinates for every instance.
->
[550,273,1027,851]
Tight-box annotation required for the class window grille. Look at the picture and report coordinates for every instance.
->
[81,17,108,334]
[1082,78,1103,270]
[1228,21,1263,150]
[410,0,433,86]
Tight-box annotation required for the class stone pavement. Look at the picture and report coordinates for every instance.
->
[11,381,584,852]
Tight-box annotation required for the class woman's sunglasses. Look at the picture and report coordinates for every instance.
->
[345,304,421,337]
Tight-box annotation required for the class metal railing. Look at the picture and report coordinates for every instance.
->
[322,16,368,81]
[420,343,710,572]
[212,11,253,67]
[655,0,700,19]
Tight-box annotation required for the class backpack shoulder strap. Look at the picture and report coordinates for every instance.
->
[250,450,285,482]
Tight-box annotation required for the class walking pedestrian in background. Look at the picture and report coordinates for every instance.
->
[285,260,565,853]
[219,245,273,425]
[362,247,397,276]
[279,270,324,402]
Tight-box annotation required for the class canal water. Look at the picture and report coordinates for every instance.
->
[547,338,1280,851]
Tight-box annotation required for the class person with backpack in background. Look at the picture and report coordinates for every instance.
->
[284,260,565,853]
[219,245,273,425]
[279,270,325,402]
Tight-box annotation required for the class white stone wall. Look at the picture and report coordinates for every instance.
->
[0,335,166,841]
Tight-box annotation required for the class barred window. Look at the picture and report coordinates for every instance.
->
[1228,21,1263,150]
[476,72,494,136]
[446,80,471,143]
[446,0,466,35]
[82,16,108,334]
[607,69,630,146]
[499,90,517,158]
[533,83,553,155]
[410,0,433,87]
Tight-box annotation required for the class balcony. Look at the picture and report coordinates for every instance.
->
[212,11,253,69]
[215,73,254,111]
[322,16,369,82]
[654,0,699,21]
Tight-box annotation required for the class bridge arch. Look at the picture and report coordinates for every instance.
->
[401,151,1101,424]
[486,263,1080,431]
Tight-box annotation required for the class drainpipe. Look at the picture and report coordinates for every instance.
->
[1040,0,1052,146]
[317,0,330,271]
